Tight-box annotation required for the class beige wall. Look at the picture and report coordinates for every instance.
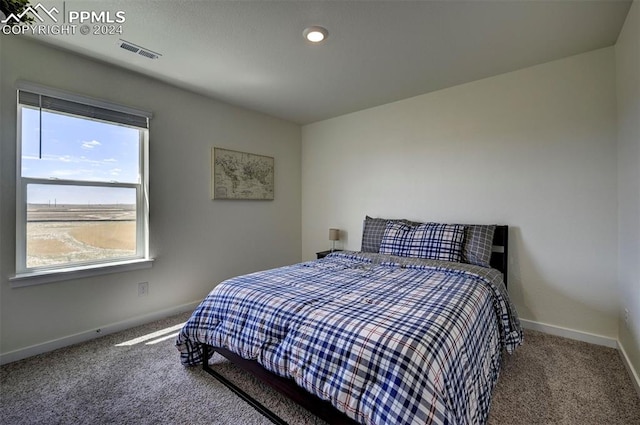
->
[302,48,619,339]
[0,37,301,359]
[616,0,640,379]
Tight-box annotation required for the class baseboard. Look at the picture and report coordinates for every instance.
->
[618,340,640,398]
[0,301,200,365]
[519,318,618,348]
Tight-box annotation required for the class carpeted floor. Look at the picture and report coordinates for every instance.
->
[1,312,639,424]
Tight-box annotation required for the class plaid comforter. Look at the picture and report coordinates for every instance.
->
[176,251,522,425]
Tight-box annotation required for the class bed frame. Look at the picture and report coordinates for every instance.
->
[202,225,509,424]
[490,225,509,287]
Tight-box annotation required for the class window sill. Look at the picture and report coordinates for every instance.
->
[10,258,154,288]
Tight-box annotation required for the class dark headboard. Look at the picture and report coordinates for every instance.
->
[489,225,509,286]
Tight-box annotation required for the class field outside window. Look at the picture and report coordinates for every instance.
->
[26,185,137,268]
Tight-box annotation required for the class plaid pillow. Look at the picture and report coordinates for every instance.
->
[361,216,390,252]
[378,221,409,255]
[379,222,465,262]
[361,216,419,252]
[461,225,496,267]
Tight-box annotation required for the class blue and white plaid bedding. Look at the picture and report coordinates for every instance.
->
[176,251,522,425]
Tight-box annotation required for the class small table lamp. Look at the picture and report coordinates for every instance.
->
[329,228,340,252]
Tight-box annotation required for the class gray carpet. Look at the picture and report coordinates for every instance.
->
[1,312,639,424]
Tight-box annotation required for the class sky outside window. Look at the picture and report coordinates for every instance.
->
[21,107,140,204]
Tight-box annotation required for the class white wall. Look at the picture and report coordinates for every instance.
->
[616,0,640,378]
[302,48,619,339]
[0,37,301,360]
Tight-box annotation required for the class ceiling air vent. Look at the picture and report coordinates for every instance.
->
[119,41,139,54]
[118,39,162,60]
[138,49,159,60]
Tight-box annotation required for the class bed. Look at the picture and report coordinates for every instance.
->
[176,220,522,425]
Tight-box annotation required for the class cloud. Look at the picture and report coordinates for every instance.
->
[24,154,77,163]
[81,140,101,149]
[51,169,94,177]
[104,158,118,162]
[110,168,122,175]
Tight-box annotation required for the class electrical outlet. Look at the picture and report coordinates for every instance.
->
[624,308,629,327]
[138,282,149,297]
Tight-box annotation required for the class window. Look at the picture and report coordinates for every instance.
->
[14,82,151,279]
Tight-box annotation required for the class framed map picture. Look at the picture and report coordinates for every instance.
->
[212,147,274,200]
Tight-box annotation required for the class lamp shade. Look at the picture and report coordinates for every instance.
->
[329,228,340,241]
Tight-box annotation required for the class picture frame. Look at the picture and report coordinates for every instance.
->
[211,147,274,200]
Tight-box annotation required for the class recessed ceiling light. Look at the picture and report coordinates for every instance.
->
[303,26,328,43]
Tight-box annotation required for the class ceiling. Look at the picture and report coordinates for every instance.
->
[24,0,632,124]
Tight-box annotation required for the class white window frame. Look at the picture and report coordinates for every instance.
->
[11,82,153,287]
